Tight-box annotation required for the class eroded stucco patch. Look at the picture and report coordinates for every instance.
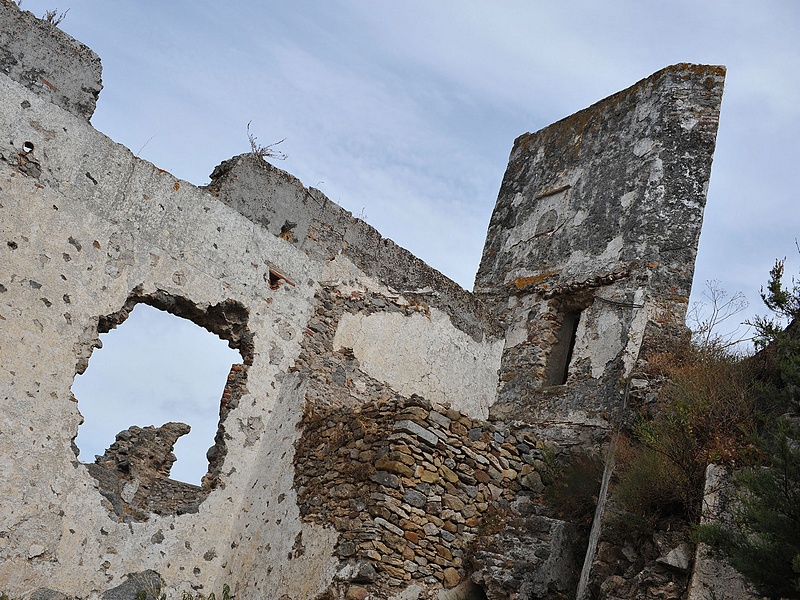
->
[332,309,502,419]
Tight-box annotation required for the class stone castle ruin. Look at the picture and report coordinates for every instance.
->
[0,4,728,599]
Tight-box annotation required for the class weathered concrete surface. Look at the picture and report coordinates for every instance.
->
[0,8,501,597]
[477,63,725,443]
[0,7,730,599]
[0,66,338,595]
[333,308,503,418]
[0,2,102,121]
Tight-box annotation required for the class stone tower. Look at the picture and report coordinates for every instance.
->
[475,64,725,445]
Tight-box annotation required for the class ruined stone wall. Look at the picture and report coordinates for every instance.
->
[273,285,578,598]
[0,2,101,122]
[0,4,502,598]
[476,64,725,443]
[293,395,577,599]
[206,153,496,347]
[0,4,731,599]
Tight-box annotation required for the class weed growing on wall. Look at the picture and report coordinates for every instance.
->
[247,122,286,161]
[42,8,68,25]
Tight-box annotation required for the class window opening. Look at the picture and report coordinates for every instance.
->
[544,309,582,386]
[72,303,242,484]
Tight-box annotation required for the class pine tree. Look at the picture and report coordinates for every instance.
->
[697,420,800,597]
[696,255,800,597]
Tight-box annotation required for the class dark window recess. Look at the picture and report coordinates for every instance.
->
[544,309,582,386]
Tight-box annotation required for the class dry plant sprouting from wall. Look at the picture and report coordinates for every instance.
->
[43,8,69,26]
[247,121,287,161]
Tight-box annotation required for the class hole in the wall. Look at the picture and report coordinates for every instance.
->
[72,292,251,488]
[22,140,34,154]
[544,308,582,386]
[440,580,488,600]
[267,267,295,290]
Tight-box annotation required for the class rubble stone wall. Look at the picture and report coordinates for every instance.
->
[278,285,577,598]
[0,4,731,599]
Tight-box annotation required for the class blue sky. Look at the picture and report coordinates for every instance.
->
[20,1,799,482]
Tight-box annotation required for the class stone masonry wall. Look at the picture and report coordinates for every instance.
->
[0,6,731,598]
[295,397,577,599]
[476,63,725,444]
[288,285,578,599]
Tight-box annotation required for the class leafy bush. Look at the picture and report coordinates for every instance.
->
[544,451,604,527]
[614,434,695,524]
[616,343,761,522]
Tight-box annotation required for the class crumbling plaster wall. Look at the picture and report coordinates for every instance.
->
[332,309,501,418]
[476,63,725,443]
[0,5,503,598]
[0,74,333,596]
[0,2,101,122]
[0,4,733,599]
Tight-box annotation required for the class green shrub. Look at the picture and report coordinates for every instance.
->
[616,343,761,522]
[614,437,692,524]
[695,420,800,598]
[691,254,800,596]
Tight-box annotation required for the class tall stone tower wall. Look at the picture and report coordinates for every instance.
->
[476,64,724,442]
